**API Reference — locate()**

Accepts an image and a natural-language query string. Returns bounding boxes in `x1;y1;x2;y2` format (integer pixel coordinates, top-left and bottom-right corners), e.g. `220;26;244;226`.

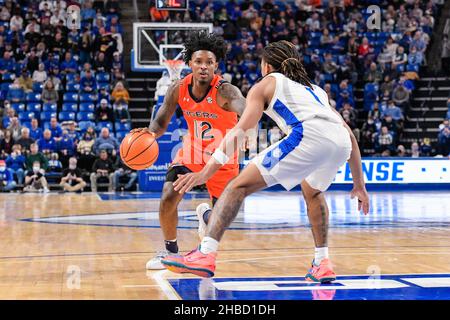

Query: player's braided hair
262;40;313;88
183;30;227;64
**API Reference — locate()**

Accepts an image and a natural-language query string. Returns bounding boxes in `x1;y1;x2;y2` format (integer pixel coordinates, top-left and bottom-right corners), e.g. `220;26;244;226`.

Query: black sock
202;209;212;224
165;240;178;254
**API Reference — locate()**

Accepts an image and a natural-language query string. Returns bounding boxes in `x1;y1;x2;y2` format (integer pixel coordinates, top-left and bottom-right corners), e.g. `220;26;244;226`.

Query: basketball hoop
163;59;185;81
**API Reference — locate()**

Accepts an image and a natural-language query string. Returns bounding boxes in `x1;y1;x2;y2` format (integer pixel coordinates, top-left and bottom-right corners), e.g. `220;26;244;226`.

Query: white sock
199;236;219;254
314;247;329;266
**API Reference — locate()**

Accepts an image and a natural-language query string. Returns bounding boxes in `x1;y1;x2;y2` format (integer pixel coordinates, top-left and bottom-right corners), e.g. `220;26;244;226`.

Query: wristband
212;149;229;165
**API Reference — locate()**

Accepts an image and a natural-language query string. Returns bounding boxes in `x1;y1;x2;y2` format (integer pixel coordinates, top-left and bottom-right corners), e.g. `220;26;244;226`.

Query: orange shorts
167;162;239;200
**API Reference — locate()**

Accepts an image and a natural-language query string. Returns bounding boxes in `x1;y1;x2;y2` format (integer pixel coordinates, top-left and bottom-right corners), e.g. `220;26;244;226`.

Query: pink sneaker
161;248;216;278
305;259;336;283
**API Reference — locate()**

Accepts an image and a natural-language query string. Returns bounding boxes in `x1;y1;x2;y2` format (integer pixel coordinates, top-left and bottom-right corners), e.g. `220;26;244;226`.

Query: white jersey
251;72;352;192
264;72;342;135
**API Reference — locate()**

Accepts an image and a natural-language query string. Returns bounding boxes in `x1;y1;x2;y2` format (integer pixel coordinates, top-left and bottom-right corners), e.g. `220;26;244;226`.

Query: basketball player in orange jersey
132;31;247;269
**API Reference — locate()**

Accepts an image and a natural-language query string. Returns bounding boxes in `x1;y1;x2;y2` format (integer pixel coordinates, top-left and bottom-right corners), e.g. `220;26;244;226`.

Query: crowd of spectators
0;0;136;192
151;0;446;157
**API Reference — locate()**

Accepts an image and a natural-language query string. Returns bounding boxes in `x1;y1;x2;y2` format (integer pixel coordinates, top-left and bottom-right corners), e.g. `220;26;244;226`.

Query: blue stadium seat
19;111;35;122
115;122;131;132
59;111;76;122
96;72;110;82
63;92;79;102
95;121;114;133
26;92;41;102
32;82;43;93
97;82;110;90
78;121;96;132
22;121;33;130
66;82;80;92
11;103;26;113
62;103;78;112
27;102;42;113
115;131;127;142
2;73;15;81
42;103;57;112
77;112;95;121
41;111;57;122
65;73;77;82
79;102;95;112
80;93;98;102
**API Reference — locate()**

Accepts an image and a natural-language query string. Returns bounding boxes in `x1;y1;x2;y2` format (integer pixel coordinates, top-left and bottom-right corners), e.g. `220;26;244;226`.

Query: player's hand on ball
350;187;369;215
173;172;208;194
129;128;155;136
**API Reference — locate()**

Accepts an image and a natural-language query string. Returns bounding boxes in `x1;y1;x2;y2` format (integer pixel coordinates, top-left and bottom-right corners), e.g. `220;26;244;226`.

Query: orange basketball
120;131;159;170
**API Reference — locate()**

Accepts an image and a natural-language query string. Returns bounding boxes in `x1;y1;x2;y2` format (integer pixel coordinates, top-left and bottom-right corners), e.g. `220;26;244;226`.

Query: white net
163;59;185;81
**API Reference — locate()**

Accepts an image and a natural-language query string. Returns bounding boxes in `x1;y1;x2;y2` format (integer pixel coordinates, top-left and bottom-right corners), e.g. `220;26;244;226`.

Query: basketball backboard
132;22;213;72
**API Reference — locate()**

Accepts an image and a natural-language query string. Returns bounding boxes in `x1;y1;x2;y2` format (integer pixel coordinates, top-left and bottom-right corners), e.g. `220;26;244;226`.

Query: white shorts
252;118;352;192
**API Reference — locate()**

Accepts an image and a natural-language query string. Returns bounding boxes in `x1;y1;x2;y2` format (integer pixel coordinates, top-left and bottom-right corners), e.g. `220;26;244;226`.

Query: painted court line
151;270;181;300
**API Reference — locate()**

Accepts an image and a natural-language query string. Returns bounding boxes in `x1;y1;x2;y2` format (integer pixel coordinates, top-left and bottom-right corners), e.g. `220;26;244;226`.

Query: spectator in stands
442;35;450;76
80;69;98;94
60;52;78;74
0;51;15;75
32;63;47;83
8;117;22;141
26;143;48;172
16;127;34;154
111;50;123;69
361;116;377;150
47;152;63;174
93;127;119;156
29;118;42;141
111;81;129;104
93;51;110;73
60;157;87;193
6;79;25;102
38;129;57;158
23;160;49;193
336;89;354;110
149;5;169;22
42;80;58;104
377;126;394;154
77;131;96;172
364;62;382;83
410;142;420;158
392;46;408;71
2;107;15;129
67;121;80;144
396;145;407;157
25;50;40;74
408;45;424;66
95;99;114;123
0;160;16;192
49;117;63;142
6;144;25;184
17;68;33;92
90;149;114;193
380;75;394;95
81;1;96;23
437;125;450;156
58;129;75;166
97;87;110;103
383;100;404;122
47;67;62;92
111;158;137;191
113;98;130;124
0;129;14;157
79;27;94;65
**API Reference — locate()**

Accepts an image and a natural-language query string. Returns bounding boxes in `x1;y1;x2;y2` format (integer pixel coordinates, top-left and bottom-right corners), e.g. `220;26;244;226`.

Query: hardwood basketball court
0;191;449;300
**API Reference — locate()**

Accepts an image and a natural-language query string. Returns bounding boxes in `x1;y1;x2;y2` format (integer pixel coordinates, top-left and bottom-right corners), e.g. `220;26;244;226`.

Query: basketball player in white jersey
161;40;370;283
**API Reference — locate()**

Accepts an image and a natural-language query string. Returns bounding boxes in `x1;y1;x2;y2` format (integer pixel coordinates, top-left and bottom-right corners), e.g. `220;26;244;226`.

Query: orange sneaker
305;259;336;283
161;248;216;278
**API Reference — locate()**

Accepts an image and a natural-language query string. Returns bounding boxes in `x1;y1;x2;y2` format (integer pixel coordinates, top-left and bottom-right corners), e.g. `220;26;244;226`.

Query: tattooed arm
217;82;246;116
131;81;180;139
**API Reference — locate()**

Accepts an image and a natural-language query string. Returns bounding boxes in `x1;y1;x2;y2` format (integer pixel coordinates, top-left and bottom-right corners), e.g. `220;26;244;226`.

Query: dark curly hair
262;40;313;88
182;31;227;64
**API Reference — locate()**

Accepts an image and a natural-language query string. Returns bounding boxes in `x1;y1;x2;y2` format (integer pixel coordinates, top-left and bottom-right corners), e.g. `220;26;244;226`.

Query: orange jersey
173;73;239;178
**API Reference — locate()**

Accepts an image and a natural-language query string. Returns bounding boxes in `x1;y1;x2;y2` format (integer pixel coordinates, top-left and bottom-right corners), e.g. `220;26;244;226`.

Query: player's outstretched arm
130;81;180;139
331;108;369;215
173;77;273;194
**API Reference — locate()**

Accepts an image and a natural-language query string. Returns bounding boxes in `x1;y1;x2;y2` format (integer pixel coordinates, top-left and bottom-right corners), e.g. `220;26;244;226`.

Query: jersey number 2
194;120;214;140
